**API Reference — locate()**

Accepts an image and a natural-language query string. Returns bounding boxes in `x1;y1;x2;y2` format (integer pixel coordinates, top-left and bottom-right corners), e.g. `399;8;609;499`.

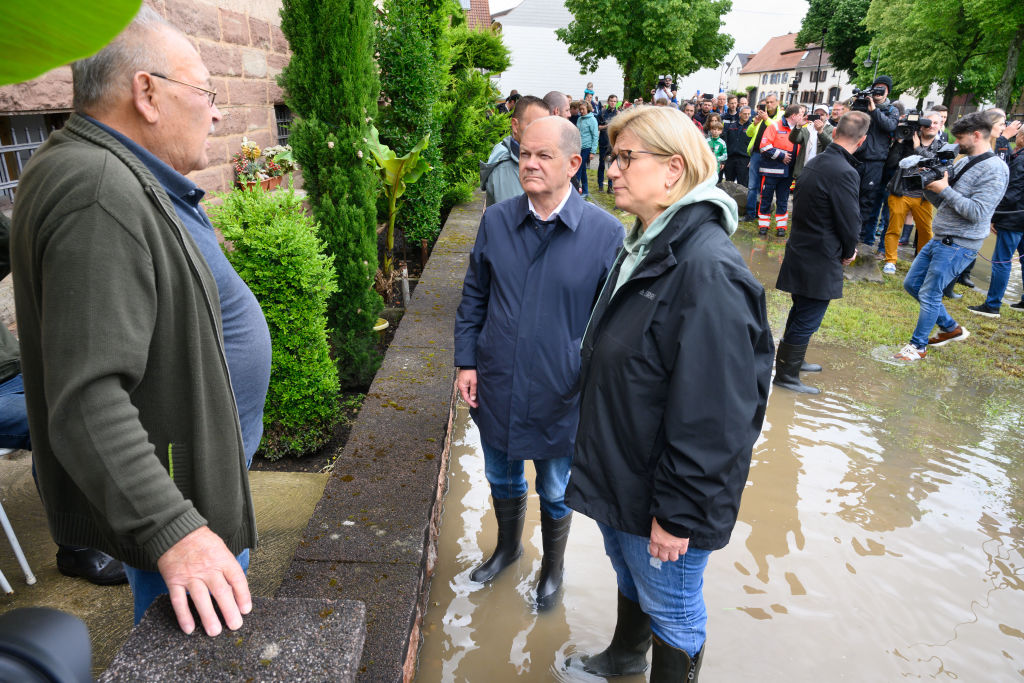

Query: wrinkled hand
842;248;857;266
457;368;479;408
925;171;949;193
157;526;252;636
649;518;689;562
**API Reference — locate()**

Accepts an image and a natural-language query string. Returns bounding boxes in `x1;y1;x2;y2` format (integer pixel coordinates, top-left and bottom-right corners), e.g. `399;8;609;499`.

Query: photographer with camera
788;105;833;180
880;111;945;274
893;112;1009;362
850;75;900;247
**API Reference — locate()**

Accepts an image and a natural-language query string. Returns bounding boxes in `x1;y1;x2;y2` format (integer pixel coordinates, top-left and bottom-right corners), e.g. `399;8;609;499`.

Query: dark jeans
597;146;610;190
858;160;885;244
576;147;591;194
0;374;31;450
781;294;831;346
724;155;749;186
745;153;762;216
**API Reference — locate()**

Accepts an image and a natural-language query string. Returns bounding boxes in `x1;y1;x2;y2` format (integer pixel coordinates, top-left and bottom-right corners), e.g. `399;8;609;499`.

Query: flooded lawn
418;364;1024;680
417;210;1024;680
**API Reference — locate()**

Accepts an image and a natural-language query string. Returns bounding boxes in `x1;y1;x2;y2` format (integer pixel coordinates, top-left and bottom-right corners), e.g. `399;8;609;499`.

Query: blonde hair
608;105;718;207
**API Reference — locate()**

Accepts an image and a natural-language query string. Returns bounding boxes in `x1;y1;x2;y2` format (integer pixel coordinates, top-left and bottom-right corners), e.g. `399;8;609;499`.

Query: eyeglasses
613;149;672;170
150;73;217;107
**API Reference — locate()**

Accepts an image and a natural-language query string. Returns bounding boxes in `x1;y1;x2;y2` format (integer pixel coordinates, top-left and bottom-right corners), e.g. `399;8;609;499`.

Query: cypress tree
377;0;447;245
279;0;383;387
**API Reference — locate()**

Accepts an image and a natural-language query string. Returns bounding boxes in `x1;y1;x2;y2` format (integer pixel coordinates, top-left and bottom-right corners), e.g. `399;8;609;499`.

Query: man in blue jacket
455;116;624;610
853;75;900;246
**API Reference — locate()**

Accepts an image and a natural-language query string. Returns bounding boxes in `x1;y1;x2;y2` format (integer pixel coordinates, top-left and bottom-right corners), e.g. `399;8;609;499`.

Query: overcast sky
489;0;811;94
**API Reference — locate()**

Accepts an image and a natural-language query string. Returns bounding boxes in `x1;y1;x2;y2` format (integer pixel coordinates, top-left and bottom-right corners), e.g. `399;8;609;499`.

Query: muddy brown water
417;233;1024;681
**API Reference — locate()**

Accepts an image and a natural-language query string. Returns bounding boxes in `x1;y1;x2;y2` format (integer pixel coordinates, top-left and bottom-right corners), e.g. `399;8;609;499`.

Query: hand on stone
157;526;252;636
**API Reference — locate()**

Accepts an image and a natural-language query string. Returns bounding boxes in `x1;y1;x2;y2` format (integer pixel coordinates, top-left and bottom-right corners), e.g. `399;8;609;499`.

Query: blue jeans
0;374;32;450
984;230;1024;310
904;239;978;349
481;440;571;519
745;153;762;216
598;522;711;657
124;548;250;625
575;148;591;195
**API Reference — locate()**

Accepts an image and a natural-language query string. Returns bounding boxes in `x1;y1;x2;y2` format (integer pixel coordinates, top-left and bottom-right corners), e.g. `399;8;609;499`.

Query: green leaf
1;0;143;86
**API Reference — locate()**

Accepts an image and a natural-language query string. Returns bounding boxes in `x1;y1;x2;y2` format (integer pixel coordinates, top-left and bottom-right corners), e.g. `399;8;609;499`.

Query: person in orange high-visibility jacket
758;103;805;237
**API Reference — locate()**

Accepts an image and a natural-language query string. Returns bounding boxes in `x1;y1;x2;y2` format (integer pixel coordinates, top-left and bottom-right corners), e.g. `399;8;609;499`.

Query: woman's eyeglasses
613;149;671;170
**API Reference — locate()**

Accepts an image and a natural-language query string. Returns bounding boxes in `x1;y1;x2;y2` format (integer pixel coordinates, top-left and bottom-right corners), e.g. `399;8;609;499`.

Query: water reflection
418;350;1024;681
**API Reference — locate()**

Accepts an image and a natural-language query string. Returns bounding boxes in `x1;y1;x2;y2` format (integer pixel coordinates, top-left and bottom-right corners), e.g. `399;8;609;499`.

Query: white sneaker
893;343;927;362
882;263;896;275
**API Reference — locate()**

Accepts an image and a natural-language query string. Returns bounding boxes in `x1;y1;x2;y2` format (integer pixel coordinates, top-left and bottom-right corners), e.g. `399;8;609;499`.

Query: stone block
166;0;220;41
228;79;268;107
268;82;285;104
270;23;289;54
99;596;365;682
267;52;290;77
250;18;272;50
219;8;250;45
0;67;72;112
241;49;268;78
200;42;242;77
189;165;226;194
213;106;246;135
246;105;272;132
276;560;420;683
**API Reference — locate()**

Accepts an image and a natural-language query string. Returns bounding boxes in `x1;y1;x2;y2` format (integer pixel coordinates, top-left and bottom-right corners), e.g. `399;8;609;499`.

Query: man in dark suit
773;111;871;393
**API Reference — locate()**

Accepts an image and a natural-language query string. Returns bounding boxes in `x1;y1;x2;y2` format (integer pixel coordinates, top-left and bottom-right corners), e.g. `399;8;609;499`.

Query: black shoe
772;341;820;394
470;494;527;583
569;590;652;676
758;227;768;236
651;634;703;683
56;546;127;586
536;511;572;611
957;274;975;288
800;360;822;372
742;214;756;222
945;291;963;300
775;227;787;237
1009;301;1024;311
967;304;1000;318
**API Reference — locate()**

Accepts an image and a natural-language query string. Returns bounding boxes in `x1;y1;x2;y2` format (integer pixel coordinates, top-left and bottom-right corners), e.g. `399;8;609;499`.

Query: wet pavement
416;221;1024;680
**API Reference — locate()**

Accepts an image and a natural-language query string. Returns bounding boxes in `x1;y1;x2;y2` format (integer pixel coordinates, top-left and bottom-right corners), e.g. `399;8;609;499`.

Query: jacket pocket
167;442;193;501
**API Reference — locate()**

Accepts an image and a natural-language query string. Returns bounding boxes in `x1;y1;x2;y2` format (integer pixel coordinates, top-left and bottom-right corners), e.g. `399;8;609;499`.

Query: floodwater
416;227;1024;680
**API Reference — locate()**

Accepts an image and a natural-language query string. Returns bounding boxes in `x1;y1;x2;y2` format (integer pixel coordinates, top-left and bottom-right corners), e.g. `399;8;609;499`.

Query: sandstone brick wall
0;0;291;195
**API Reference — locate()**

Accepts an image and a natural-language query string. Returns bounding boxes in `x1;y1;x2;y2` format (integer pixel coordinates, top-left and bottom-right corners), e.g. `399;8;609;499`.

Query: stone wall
0;0;290;195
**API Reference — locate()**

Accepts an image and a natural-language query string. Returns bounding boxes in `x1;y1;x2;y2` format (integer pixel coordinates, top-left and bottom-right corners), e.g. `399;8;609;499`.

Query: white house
490;0;624;101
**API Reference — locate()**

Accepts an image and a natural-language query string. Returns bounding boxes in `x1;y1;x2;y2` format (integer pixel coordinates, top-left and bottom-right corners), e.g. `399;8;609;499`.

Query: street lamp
863;46;881;81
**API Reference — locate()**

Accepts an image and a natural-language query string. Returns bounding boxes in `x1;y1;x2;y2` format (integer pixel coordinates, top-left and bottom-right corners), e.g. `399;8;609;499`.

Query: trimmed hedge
209;188;341;460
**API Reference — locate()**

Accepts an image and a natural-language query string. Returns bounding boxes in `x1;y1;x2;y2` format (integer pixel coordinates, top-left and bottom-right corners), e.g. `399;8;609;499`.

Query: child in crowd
707;120;727;178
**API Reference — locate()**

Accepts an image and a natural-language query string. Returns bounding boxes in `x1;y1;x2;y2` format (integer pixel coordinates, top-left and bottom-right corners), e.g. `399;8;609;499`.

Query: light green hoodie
612;175;738;296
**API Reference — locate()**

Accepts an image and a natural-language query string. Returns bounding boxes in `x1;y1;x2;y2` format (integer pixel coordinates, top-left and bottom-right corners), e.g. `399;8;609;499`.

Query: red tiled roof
467;0;492;29
740;34;805;74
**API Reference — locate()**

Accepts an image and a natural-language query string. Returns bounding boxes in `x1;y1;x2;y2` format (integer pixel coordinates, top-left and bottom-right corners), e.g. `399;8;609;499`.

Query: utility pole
813;28;825;105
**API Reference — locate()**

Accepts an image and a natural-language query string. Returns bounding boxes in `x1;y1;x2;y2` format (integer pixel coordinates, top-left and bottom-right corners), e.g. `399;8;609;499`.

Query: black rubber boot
758;226;768;236
570;590;652;676
800;360;822;372
535;511;572;611
772;341;820;394
650;634;703;682
470;493;527;583
775;227;787;238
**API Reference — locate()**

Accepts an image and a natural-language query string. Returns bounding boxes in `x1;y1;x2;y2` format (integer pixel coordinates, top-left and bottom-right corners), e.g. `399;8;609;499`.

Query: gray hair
72;4;173;113
543;91;568;114
739;106;752;114
558;118;582;157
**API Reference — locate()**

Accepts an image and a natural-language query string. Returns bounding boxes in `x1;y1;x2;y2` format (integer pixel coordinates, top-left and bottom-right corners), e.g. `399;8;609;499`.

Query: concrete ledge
99;596;365;682
274;192;483;681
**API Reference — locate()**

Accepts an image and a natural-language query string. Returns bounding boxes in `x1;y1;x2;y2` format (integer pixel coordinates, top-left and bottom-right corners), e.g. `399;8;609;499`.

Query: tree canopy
795;0;871;76
556;0;733;100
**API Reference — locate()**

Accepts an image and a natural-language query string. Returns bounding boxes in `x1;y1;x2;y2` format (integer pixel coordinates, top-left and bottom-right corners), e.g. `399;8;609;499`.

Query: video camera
850;85;887;112
895;110;933;140
901;143;958;192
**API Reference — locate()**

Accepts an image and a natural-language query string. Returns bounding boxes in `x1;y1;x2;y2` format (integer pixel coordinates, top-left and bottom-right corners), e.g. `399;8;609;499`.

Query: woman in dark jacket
566;105;774;681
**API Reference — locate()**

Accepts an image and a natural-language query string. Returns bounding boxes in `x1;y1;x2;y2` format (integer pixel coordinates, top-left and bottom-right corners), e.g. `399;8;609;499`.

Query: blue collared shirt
84;116;271;460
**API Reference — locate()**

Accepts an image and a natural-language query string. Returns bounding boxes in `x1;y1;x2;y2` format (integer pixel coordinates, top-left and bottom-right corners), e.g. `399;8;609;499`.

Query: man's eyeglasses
613;149;671;170
150;73;217;107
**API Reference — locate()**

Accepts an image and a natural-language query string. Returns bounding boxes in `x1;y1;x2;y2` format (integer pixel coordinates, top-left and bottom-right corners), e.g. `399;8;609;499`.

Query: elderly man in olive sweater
11;7;270;635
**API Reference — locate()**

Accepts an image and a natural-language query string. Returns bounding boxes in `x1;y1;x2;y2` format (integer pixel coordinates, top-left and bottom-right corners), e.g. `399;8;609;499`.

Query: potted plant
231;138;297;190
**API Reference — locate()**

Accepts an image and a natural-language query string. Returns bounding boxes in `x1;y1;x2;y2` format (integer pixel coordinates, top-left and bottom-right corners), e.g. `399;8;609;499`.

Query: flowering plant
231;138;297;184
